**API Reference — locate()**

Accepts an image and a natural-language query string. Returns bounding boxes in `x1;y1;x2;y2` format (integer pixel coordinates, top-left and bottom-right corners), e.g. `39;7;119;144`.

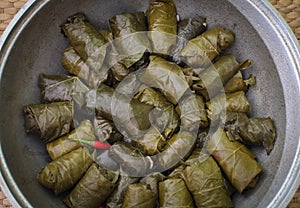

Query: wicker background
0;0;300;207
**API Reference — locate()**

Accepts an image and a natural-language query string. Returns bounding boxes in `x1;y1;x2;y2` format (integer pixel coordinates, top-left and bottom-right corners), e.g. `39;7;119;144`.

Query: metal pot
0;0;300;207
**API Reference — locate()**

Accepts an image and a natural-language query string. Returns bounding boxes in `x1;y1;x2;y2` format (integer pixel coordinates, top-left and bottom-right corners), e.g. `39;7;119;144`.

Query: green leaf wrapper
37;147;93;194
108;142;153;176
122;183;157;208
86;84;153;139
224;71;256;93
180;27;235;68
206;91;251;122
107;12;149;81
192;54;252;100
61;13;108;72
64;163;118;208
46;120;96;160
159;178;194;208
94;116;123;143
106;174;140;208
134;87;180;155
172;17;207;63
140;172;166;195
153;131;197;172
62;47;108;88
176;93;208;129
24;102;73;143
139;56;189;105
146;0;177;54
182;149;233;207
225;112;276;154
206;128;263;193
39;74;89;107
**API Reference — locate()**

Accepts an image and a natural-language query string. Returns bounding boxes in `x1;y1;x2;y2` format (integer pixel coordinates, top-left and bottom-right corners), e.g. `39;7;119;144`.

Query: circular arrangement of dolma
23;0;277;207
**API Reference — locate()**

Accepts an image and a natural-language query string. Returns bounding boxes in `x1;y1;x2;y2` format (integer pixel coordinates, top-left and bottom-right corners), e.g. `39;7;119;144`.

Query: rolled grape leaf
135;87;179;137
224;71;256;93
179;27;235;68
206;128;262;193
61;13;107;72
192;54;252;100
94;116;123;143
107;12;149;81
37;147;93;194
86;84;153;139
62;47;108;88
146;0;177;54
159;178;194;208
64;163;118;208
122;183;157;208
176;93;208;129
134;87;180;155
46;120;96;160
140;172;165;195
172;17;207;63
109;12;149;65
182;149;233;207
39;74;89;107
206;91;250;122
108;142;153;176
225;112;276;154
85;84;114;120
139;56;190;105
106;174;140;208
153;131;197;172
24;102;73;143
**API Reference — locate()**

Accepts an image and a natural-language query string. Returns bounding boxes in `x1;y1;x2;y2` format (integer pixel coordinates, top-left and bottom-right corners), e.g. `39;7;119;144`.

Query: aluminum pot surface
0;0;300;207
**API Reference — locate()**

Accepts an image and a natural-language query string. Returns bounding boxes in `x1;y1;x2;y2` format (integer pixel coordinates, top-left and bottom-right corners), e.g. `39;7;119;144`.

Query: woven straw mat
0;0;300;207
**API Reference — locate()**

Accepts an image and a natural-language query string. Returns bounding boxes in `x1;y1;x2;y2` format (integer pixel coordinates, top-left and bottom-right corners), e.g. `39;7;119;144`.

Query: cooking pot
0;0;300;207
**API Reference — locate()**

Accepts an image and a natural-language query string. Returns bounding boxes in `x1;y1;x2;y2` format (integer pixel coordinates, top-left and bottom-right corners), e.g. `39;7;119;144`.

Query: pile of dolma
23;0;277;207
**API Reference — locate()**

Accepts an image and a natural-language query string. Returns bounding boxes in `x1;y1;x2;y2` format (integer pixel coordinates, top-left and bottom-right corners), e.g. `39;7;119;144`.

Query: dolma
192;54;252;100
46;120;96;160
134;87;179;137
94;116;123;143
122;183;157;208
108;142;154;177
134;87;180;155
108;12;149;68
62;47;108;88
153;131;197;172
224;71;256;93
37;147;93;194
140;172;165;194
24;102;73;143
206;128;262;193
64;163;118;208
39;74;89;107
134;125;167;156
146;0;177;54
172;17;207;63
86;84;153;139
139;56;190;105
225;112;276;154
182;149;233;207
176;92;208;129
206;91;251;122
106;174;140;208
159;178;194;208
61;13;108;72
179;27;235;68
